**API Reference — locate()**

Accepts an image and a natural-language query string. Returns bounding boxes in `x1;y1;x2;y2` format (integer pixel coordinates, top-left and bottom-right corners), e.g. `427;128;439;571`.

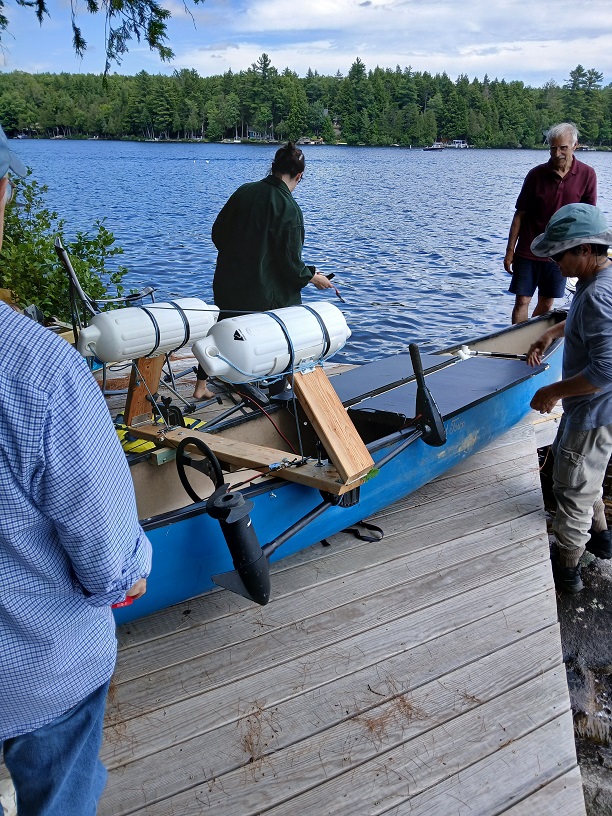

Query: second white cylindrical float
193;302;350;383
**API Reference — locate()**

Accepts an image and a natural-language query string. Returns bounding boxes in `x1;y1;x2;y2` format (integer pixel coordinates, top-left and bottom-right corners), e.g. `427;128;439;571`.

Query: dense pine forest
1;57;610;148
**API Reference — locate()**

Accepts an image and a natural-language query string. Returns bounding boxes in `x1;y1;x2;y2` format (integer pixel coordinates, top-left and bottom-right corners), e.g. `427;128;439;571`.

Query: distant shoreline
14;137;610;152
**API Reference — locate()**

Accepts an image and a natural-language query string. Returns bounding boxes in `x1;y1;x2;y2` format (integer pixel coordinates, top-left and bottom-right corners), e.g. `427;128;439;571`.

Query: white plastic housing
77;298;218;362
192;302;350;383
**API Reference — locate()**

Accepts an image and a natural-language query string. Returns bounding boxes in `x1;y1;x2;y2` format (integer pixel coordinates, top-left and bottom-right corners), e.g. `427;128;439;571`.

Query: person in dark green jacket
194;142;333;400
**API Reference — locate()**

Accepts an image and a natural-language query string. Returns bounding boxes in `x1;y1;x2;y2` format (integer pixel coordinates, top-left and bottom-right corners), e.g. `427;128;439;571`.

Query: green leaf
0;172;129;323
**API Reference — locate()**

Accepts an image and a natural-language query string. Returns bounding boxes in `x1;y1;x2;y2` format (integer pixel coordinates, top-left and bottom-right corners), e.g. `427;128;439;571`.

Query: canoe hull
115;325;562;623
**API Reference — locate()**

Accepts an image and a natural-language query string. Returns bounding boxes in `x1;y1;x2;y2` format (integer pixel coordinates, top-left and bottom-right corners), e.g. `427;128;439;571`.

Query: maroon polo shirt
515;157;597;260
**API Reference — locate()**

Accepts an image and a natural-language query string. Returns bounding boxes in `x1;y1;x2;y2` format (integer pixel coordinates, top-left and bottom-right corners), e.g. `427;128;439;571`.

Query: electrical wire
232;388;300;454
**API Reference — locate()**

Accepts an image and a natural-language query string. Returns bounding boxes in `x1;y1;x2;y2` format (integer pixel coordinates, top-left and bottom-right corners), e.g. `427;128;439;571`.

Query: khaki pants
552;417;612;564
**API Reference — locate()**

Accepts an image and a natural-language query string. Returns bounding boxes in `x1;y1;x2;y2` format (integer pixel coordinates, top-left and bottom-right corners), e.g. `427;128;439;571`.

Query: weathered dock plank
116;449;543;653
501;767;586;814
97;421;585;815
103;622;562;814
381;713;578;816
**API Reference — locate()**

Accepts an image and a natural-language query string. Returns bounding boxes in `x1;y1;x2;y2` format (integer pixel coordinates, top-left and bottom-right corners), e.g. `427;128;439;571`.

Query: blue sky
1;0;611;86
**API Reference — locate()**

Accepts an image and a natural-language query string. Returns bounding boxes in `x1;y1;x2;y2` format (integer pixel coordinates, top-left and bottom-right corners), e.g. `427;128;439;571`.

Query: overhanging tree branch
3;0;204;74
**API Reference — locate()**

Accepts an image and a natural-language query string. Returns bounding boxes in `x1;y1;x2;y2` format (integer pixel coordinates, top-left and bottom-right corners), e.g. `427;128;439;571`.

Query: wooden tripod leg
124;356;165;425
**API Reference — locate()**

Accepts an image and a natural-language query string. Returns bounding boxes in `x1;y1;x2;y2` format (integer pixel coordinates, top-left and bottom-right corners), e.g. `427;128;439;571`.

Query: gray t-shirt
563;264;612;429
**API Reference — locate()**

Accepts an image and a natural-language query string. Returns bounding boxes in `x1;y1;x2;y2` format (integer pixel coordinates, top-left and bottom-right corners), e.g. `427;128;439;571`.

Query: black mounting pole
409;343;446;447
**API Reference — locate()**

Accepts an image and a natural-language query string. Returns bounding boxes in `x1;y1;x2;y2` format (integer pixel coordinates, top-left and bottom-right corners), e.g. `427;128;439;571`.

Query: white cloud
0;0;610;84
166;0;612;84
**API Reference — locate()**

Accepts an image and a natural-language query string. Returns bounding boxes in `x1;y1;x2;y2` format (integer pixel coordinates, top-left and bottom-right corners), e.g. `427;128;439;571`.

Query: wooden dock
98;417;585;816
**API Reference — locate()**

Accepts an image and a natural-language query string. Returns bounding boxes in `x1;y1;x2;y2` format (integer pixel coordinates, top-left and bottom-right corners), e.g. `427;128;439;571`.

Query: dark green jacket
212;175;313;314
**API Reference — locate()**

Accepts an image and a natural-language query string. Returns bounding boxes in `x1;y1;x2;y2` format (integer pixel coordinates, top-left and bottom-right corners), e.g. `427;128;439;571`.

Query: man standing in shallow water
504;122;597;323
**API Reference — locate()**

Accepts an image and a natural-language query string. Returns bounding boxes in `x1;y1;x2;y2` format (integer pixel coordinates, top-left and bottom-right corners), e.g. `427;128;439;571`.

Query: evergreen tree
0;61;611;149
283;82;308;141
321;115;336;144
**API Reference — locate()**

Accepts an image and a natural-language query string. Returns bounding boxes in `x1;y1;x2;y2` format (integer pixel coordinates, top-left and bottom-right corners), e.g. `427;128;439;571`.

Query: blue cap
531;203;612;257
0;123;27;177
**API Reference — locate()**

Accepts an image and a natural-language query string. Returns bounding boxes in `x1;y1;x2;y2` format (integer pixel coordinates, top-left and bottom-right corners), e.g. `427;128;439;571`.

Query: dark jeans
2;680;110;816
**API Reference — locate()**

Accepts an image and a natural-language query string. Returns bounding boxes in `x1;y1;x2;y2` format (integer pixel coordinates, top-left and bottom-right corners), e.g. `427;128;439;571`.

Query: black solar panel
331;352;449;407
345;356;546;424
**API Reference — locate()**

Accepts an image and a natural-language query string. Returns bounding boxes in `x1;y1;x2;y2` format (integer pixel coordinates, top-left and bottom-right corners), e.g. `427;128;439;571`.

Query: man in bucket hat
527;203;612;593
0;124;152;814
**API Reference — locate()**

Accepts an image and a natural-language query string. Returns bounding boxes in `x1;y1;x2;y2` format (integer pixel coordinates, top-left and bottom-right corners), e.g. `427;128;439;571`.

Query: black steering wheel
175;436;225;503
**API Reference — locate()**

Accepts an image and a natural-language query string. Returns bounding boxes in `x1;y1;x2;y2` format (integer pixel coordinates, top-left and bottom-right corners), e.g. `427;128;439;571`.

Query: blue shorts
509;257;566;298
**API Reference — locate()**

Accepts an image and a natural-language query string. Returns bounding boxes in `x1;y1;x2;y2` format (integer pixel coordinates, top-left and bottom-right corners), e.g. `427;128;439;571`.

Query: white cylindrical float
77;298;218;362
192;302;350;383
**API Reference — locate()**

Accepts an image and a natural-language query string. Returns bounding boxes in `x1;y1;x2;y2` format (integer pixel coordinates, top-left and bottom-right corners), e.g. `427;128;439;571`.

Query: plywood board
292;366;374;482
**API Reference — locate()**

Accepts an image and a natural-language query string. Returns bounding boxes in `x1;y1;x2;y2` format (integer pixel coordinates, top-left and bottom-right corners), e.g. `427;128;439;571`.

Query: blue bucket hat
531;203;612;257
0;123;27;177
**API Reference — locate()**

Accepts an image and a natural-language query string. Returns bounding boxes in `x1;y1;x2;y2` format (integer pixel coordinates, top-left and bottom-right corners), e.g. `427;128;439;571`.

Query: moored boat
86;306;564;622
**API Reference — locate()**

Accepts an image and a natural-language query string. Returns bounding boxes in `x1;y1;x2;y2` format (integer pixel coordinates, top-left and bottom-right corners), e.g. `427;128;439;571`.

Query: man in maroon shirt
504;122;597;323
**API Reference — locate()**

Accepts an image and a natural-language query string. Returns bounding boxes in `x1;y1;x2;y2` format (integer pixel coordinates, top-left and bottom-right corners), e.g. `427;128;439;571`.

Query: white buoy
193;302;350;383
77;298;218;362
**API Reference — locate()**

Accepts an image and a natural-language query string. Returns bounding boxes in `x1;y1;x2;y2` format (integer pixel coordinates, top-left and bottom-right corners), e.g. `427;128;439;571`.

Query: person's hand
526;342;544;367
530;383;561;414
126;577;147;600
526;331;554;367
503;249;514;274
311;272;334;290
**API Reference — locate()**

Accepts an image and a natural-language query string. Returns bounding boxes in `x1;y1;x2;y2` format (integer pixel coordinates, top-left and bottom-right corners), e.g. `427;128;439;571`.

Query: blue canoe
115;312;564;624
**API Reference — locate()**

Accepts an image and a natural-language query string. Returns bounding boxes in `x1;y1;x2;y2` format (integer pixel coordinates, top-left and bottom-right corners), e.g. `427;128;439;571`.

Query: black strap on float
139;306;162;355
263;311;295;373
263;305;331;375
166;300;191;351
139;301;192;357
300;304;331;358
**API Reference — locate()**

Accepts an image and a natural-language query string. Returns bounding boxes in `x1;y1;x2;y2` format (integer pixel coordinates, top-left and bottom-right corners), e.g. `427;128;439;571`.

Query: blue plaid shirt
0;303;151;740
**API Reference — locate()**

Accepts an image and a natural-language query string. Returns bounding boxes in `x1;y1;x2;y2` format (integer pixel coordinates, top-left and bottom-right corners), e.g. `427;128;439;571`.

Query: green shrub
1;171;128;323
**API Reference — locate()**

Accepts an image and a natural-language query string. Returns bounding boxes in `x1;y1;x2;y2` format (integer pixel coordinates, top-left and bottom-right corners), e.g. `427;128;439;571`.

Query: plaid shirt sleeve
34;351;151;606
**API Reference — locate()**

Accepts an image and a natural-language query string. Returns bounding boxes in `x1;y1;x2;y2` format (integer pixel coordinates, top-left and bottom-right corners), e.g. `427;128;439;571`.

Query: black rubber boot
585;529;612;559
550;546;583;594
